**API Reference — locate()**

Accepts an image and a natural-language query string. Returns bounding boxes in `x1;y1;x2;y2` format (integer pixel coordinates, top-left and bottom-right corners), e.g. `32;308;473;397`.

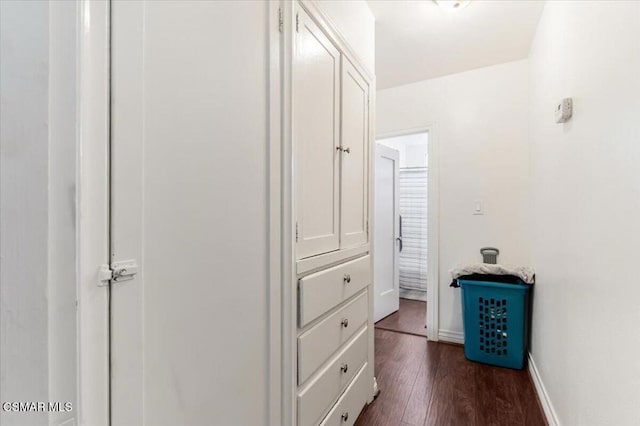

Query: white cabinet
319;363;370;426
298;292;368;384
298;255;370;327
292;3;374;425
294;6;341;259
294;5;371;260
340;59;370;248
297;328;368;426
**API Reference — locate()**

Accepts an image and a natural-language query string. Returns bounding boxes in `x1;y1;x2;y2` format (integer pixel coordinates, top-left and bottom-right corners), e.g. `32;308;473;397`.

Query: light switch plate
555;97;573;123
473;200;484;215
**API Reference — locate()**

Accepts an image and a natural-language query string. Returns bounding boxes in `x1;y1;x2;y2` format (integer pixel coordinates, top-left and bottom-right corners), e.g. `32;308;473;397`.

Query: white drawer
297;327;368;426
299;255;370;327
320;363;369;426
298;291;368;385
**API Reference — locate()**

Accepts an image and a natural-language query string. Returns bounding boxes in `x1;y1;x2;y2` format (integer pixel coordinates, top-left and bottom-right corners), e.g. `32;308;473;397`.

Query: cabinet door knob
343;147;351;154
343;274;351;284
341;318;349;328
341;412;349;422
340;363;348;373
336;146;343;152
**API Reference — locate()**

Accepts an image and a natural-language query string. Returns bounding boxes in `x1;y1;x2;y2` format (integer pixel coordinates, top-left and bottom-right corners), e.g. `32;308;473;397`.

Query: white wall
48;2;79;425
378;133;428;168
1;2;50;423
377;60;530;337
313;0;375;75
1;1;78;425
528;2;640;425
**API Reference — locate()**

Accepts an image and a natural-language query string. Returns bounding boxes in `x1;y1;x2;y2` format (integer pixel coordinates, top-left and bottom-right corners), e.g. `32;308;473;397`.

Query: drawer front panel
299;255;370;327
320;363;369;426
298;291;368;384
297;327;368;426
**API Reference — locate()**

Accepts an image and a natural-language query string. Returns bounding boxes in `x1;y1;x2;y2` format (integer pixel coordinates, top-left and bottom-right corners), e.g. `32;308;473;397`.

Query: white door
340;58;370;249
374;144;400;322
110;2;271;425
294;4;341;259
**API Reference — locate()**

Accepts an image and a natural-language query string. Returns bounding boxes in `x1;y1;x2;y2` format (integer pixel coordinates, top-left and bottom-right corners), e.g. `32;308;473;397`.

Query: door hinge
296;12;299;32
97;260;138;287
295;222;299;242
366;220;369;235
278;8;283;33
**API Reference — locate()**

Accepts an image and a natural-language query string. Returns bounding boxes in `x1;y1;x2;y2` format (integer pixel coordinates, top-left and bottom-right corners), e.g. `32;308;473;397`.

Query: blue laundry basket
459;278;531;369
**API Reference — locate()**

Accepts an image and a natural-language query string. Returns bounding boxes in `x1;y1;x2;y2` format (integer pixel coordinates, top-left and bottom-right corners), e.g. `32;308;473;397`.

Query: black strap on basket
450;273;524;288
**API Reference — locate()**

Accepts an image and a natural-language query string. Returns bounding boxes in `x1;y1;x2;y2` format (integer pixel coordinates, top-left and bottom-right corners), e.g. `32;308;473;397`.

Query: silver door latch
97;260;138;286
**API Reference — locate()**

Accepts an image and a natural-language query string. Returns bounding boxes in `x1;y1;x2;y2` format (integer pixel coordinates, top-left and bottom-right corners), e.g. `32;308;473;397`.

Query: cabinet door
294;5;341;259
340;59;370;248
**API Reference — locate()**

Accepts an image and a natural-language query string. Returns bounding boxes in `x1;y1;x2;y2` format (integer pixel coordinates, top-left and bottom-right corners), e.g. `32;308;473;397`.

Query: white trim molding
268;2;284;425
76;0;110;424
281;1;296;424
437;329;464;345
528;352;560;426
426;125;439;342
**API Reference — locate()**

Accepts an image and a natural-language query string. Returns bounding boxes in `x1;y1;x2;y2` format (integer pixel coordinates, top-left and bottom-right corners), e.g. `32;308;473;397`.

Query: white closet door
374;144;400;322
340;59;370;248
110;2;270;425
294;4;341;259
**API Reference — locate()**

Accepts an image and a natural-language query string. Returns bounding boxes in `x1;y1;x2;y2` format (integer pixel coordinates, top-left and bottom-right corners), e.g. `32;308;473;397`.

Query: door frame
376;126;440;341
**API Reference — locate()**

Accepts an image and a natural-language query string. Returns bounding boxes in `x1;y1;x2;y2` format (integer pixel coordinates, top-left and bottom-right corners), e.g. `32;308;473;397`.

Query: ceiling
368;0;545;89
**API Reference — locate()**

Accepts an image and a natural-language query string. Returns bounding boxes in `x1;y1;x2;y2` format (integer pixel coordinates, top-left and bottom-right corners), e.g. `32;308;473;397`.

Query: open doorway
373;131;429;337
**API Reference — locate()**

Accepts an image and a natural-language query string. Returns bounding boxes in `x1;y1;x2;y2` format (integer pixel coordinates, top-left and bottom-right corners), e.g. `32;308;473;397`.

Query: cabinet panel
298;255;370;327
319;363;369;426
340;59;370;248
298;291;368;384
294;5;341;259
297;328;368;426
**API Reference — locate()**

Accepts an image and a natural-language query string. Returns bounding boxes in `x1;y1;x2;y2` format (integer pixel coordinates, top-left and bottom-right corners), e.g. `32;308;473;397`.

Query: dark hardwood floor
375;298;428;337
356;329;546;426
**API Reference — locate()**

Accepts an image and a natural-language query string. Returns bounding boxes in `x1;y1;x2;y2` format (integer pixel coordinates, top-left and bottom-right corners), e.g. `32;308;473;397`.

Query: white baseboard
438;329;464;344
528;352;560;426
372;376;380;398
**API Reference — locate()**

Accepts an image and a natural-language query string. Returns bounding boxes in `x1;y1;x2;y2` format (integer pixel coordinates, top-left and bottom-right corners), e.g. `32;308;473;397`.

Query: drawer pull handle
341;318;349;328
343;274;351;284
341;412;349;422
340;363;348;374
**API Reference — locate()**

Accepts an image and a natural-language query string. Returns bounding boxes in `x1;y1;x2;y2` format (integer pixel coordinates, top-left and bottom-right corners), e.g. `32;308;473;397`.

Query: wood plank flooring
375;299;428;337
355;329;546;426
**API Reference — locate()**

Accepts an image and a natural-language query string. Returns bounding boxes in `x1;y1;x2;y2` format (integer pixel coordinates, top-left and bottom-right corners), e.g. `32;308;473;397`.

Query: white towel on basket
450;263;535;285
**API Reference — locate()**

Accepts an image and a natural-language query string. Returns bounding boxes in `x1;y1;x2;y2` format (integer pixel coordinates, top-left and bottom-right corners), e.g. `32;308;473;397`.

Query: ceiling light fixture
434;0;471;10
